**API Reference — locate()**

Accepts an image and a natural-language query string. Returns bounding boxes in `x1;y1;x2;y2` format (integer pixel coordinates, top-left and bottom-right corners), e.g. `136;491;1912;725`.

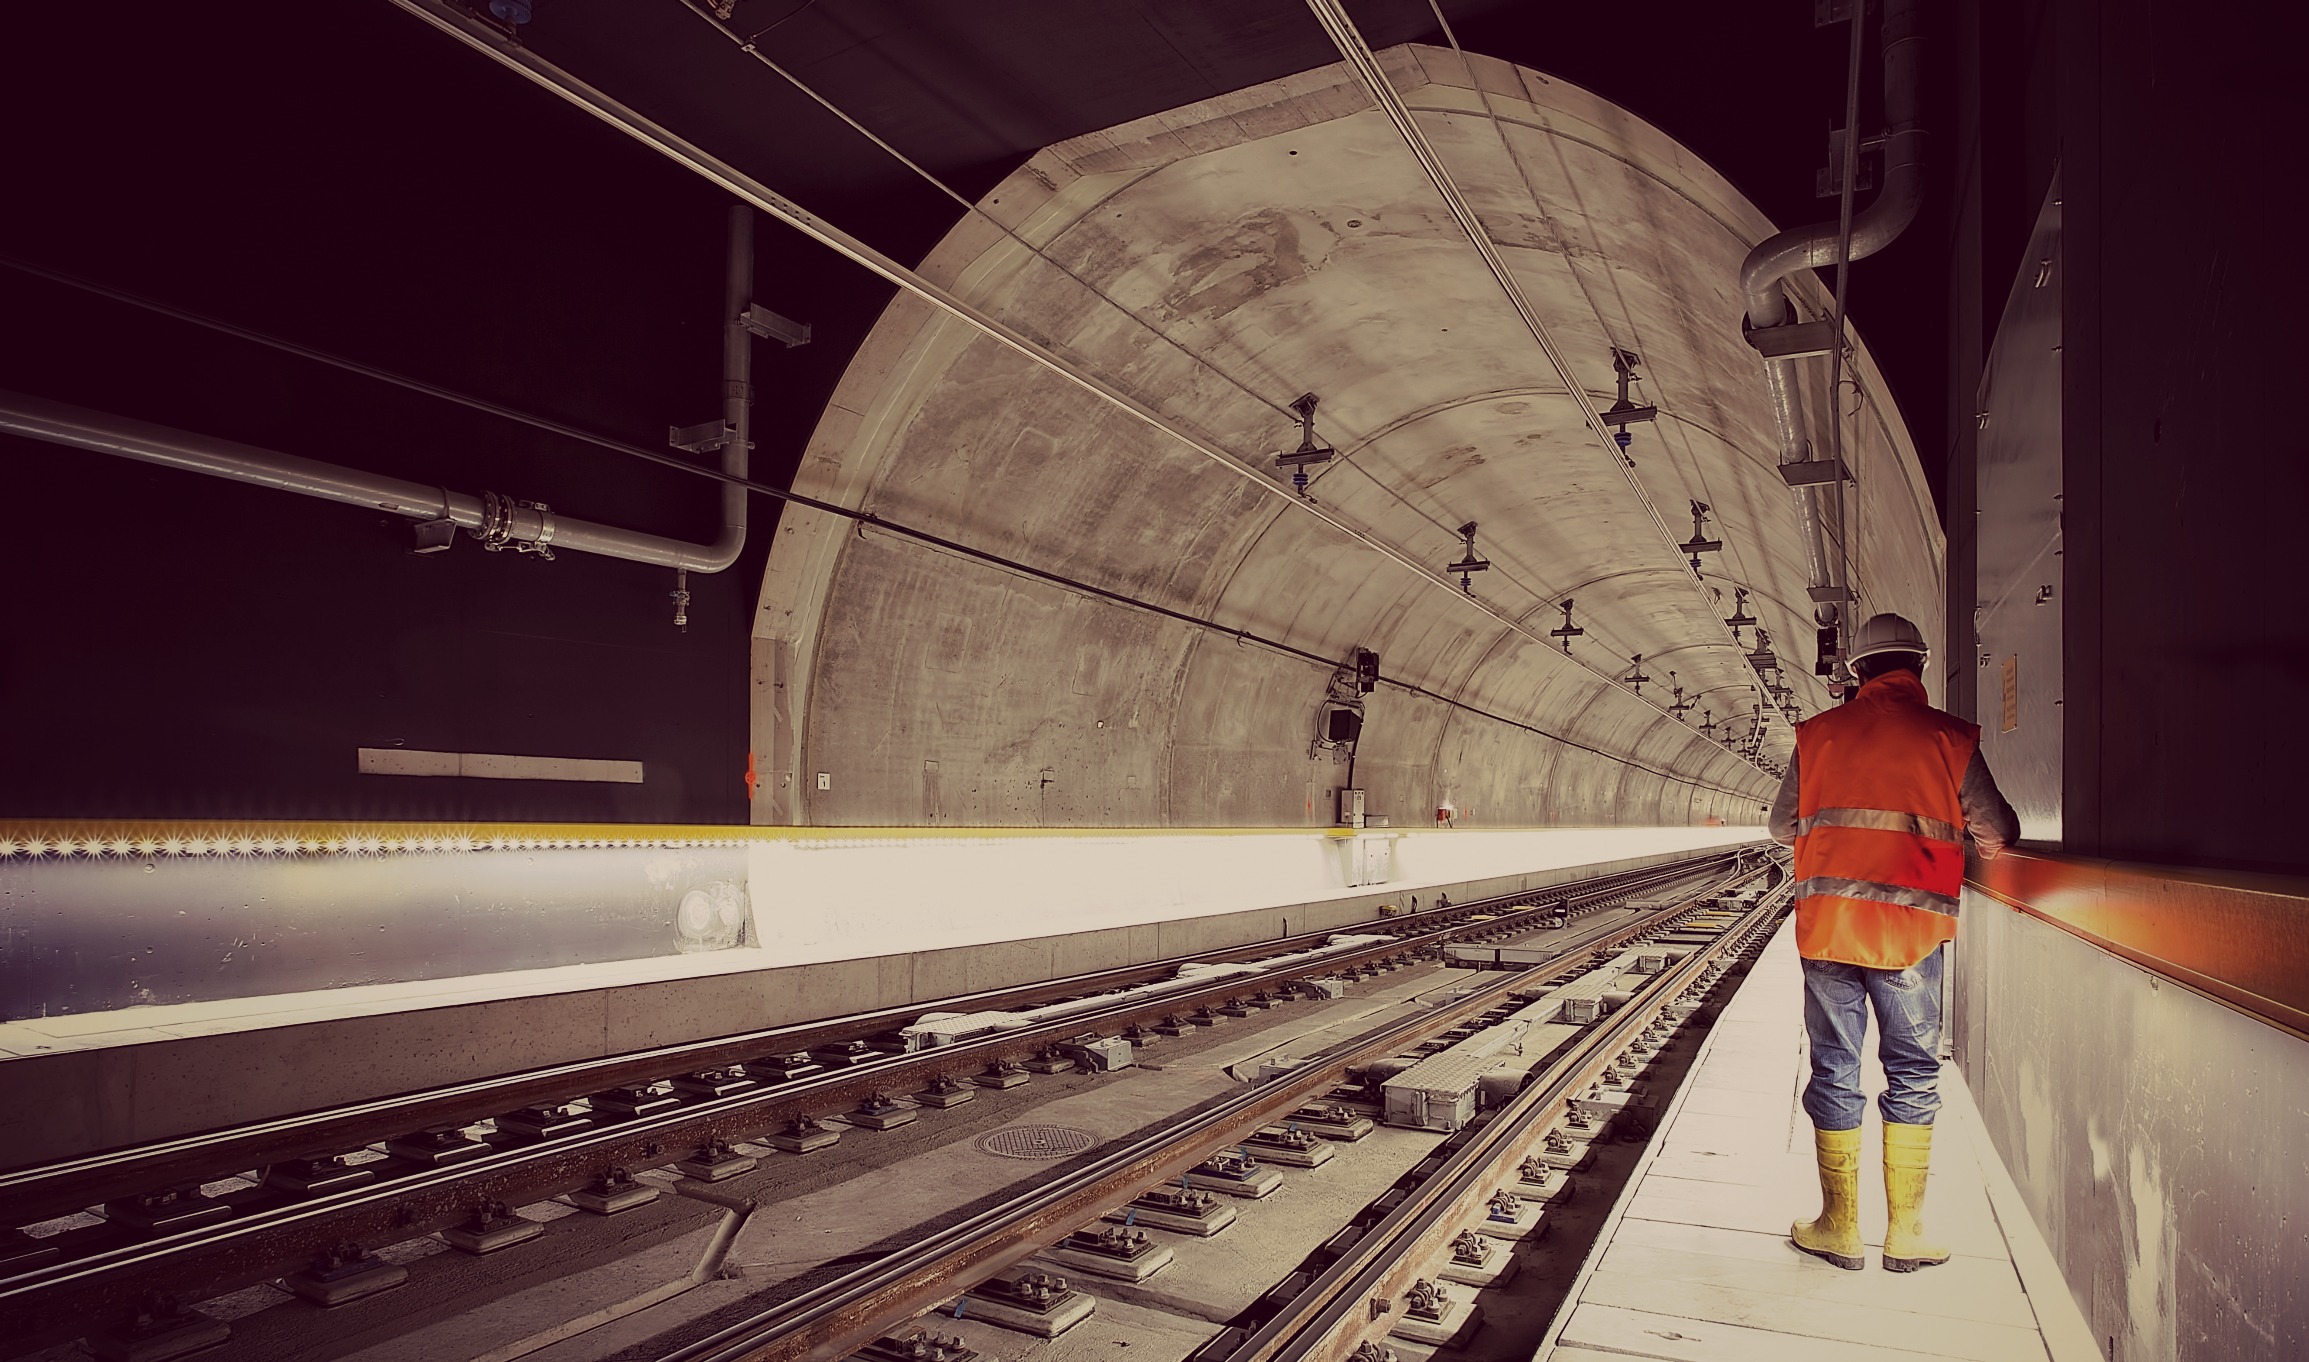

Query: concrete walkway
1537;917;2097;1362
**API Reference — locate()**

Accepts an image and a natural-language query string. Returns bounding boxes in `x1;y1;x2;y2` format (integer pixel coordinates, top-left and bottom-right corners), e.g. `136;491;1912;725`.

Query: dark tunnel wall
2056;0;2309;876
1948;3;2309;1357
0;7;798;824
0;452;751;823
1946;0;2309;877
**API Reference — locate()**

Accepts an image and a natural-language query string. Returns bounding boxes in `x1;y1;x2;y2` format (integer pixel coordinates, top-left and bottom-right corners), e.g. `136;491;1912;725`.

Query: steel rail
0;855;1751;1342
1246;883;1793;1361
643;867;1776;1362
0;848;1739;1227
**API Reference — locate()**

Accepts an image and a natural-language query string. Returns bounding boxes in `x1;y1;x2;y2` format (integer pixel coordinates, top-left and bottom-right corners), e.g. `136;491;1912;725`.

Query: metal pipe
706;203;752;572
1740;0;1924;624
1741;0;1924;325
0;209;759;574
0;387;732;570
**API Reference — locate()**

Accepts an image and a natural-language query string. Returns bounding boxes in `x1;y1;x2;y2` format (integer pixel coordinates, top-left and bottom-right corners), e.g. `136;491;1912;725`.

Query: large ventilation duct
1741;0;1924;625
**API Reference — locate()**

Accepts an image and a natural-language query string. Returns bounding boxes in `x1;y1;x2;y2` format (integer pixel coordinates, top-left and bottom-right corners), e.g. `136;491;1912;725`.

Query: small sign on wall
2000;656;2020;733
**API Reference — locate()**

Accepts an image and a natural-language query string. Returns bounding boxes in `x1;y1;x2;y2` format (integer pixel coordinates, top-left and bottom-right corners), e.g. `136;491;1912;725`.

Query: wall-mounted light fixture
1723;586;1758;643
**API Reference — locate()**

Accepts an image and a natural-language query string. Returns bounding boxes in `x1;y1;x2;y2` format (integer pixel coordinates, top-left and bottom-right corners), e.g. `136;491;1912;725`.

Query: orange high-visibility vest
1792;669;1977;969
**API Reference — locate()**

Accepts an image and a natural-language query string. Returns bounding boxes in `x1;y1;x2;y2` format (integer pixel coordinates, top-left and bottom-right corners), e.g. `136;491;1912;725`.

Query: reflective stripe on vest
1797;806;1963;844
1794;875;1961;919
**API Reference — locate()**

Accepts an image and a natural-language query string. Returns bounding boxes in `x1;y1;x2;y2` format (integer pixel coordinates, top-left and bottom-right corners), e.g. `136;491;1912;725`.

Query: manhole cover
976;1125;1098;1160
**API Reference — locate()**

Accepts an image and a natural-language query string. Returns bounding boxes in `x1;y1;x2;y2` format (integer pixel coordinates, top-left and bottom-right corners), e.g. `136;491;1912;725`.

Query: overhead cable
393;0;1770;785
1309;0;1781;726
666;0;1757;763
1415;2;1832;721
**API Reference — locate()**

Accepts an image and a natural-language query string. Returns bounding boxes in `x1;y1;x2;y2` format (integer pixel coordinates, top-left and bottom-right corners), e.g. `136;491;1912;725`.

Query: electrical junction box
1338;788;1365;828
1382;1051;1495;1131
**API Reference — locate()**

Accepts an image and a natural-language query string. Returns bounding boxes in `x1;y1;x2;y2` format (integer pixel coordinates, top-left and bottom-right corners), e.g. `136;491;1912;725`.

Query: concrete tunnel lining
751;45;1943;829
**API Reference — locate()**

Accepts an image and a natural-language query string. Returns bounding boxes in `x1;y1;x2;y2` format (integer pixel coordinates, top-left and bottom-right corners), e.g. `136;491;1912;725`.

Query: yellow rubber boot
1882;1121;1951;1272
1790;1126;1864;1270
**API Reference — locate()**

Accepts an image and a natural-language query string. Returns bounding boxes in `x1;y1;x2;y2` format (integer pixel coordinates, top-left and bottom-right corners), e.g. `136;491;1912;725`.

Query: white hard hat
1846;612;1929;665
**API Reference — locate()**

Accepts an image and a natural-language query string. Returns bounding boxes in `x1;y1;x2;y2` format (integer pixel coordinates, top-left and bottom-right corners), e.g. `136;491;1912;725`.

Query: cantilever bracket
740;303;812;348
1778;458;1853;488
669;419;738;454
1744;319;1838;360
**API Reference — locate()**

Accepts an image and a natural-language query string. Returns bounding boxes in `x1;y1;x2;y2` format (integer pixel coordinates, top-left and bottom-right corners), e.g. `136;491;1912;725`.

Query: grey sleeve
1768;748;1801;846
1960;749;2023;858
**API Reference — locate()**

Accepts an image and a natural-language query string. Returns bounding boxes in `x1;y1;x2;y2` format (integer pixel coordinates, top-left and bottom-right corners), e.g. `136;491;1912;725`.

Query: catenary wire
1416;0;1820;745
1306;0;1782;758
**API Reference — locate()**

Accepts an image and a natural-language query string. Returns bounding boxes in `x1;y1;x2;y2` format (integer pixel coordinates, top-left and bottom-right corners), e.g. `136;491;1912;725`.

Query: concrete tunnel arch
748;45;1942;829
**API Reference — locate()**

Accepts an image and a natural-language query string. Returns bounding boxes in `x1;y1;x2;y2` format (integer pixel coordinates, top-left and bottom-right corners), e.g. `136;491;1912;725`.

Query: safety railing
1968;847;2309;1039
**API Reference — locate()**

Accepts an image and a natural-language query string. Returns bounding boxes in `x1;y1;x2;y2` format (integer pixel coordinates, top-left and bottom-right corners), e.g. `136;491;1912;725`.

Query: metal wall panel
1958;892;2307;1360
0;845;748;1017
1973;175;2066;839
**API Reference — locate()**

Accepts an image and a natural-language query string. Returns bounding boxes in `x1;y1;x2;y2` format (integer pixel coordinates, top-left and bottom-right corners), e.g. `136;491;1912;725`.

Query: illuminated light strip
0;820;1764;861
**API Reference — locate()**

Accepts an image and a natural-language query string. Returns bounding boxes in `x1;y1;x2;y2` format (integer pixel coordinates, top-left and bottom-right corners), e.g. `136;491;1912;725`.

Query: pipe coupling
470;489;557;560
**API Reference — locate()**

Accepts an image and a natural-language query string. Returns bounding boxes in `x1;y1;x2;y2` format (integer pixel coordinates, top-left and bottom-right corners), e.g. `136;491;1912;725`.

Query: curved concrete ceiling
751;46;1942;830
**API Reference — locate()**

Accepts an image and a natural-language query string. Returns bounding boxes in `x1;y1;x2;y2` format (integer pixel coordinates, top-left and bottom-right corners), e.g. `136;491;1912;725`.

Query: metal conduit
0;207;757;574
1740;0;1925;624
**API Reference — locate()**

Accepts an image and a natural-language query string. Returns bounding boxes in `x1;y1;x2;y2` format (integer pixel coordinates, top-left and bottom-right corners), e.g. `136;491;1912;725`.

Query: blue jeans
1800;946;1944;1130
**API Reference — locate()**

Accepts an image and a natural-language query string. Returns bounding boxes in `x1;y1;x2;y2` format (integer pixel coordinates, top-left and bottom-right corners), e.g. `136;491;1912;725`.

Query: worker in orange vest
1769;612;2019;1273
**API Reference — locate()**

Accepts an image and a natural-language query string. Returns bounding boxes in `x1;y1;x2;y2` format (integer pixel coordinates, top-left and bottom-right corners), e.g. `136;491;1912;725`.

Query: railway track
1245;880;1790;1362
0;846;1766;1350
613;864;1788;1361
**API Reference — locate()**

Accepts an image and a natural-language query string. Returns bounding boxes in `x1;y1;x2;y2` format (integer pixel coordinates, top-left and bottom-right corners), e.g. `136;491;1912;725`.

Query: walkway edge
1941;1071;2102;1361
1520;915;1793;1360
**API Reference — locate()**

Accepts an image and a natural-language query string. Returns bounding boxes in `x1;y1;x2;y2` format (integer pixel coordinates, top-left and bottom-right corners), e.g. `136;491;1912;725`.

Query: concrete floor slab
1540;920;2076;1362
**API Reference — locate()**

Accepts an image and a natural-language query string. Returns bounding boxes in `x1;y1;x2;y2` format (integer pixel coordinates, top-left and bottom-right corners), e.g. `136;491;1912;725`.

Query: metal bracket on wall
1744;319;1838;360
668;420;738;454
739;303;811;348
1778;457;1852;488
411;517;458;555
1814;126;1884;199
